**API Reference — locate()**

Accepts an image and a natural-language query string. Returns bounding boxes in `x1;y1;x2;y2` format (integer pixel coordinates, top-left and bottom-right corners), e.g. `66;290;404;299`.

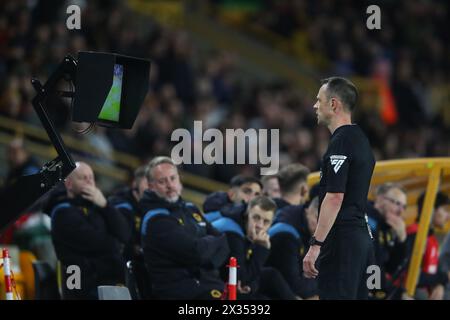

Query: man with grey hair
144;156;183;203
140;156;230;299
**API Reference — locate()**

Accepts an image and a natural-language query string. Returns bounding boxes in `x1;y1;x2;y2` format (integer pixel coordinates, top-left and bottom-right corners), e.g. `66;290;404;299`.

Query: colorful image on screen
98;64;123;122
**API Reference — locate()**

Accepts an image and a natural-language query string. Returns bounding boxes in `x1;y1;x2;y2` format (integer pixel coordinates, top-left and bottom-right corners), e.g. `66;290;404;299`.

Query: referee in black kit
303;77;375;299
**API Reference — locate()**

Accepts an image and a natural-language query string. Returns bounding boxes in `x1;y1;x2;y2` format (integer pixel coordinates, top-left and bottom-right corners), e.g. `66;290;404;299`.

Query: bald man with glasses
366;183;408;299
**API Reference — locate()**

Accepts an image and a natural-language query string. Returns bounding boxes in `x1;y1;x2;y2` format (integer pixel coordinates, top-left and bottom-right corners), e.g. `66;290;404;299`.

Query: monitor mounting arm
0;55;78;232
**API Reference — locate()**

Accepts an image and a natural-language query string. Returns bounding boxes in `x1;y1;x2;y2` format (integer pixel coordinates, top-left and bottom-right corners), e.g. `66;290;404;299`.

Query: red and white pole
227;257;237;300
2;248;14;300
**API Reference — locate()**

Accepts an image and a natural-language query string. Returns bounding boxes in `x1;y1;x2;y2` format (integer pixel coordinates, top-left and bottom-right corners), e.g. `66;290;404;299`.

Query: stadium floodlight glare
0;52;151;232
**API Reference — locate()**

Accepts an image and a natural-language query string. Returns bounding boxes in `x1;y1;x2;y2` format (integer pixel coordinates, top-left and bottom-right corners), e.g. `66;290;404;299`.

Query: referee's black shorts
318;224;373;300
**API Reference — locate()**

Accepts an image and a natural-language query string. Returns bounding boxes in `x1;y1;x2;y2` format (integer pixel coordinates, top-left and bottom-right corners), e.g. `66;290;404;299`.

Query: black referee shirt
318;124;375;226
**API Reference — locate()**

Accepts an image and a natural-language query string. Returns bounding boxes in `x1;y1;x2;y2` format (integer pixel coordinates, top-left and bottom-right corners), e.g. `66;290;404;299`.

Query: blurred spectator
440;229;450;299
273;163;310;209
0;138;41;245
261;174;281;199
108;165;148;262
402;192;450;300
4;137;40;186
108;165;151;299
11;211;57;270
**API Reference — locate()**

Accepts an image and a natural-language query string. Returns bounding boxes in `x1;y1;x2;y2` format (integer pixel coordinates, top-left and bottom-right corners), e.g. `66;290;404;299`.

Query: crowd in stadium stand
0;0;449;300
236;0;449;81
1;0;448;183
210;0;449;103
208;0;449;173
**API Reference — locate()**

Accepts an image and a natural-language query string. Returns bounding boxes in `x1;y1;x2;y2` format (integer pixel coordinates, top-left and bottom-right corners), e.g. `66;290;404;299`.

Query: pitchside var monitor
72;51;151;129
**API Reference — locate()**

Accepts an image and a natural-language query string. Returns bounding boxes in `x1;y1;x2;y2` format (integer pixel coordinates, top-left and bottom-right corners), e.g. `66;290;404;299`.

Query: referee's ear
331;97;346;114
330;97;339;112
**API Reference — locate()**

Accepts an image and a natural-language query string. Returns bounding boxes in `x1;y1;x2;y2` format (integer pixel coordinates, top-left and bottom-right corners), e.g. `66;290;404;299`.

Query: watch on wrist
309;236;324;247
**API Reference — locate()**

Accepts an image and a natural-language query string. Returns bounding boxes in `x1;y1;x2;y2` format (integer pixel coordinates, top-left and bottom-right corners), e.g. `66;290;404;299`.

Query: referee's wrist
309;236;324;247
312;235;325;242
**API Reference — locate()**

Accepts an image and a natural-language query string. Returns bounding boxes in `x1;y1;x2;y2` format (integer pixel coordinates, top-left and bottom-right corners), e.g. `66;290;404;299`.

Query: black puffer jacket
140;190;229;300
202;191;233;213
267;203;319;298
50;195;130;299
108;187;143;261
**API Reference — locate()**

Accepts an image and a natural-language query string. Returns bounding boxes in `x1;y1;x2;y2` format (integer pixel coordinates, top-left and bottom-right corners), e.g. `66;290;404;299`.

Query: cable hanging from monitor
66;79;96;135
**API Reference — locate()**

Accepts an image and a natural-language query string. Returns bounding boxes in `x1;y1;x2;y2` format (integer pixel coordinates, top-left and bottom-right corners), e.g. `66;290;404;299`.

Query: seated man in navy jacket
202;175;262;222
109;165;148;262
213;196;298;299
140;156;229;300
267;197;320;299
51;162;131;299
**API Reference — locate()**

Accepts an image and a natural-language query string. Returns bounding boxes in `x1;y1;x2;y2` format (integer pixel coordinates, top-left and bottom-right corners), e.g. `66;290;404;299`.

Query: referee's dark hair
321;76;358;112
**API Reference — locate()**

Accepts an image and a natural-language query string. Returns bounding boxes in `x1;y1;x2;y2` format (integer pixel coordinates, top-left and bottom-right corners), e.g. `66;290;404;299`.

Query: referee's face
314;84;333;126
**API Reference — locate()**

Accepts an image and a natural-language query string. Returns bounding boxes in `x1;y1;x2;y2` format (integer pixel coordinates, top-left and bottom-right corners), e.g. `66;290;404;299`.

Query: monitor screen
98;64;123;122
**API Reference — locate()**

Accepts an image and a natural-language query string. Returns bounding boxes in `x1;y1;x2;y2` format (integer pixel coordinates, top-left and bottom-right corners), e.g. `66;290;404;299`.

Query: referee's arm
303;192;343;278
314;193;344;242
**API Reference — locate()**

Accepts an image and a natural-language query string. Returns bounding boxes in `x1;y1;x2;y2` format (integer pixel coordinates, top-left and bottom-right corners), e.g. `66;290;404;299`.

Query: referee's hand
303;246;320;279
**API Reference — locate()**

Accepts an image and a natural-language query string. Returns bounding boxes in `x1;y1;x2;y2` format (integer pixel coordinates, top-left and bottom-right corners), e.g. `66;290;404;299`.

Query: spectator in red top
404;191;450;299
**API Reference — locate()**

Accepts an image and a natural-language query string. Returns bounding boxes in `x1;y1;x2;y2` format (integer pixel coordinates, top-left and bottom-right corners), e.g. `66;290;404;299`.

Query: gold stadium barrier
308;157;450;297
